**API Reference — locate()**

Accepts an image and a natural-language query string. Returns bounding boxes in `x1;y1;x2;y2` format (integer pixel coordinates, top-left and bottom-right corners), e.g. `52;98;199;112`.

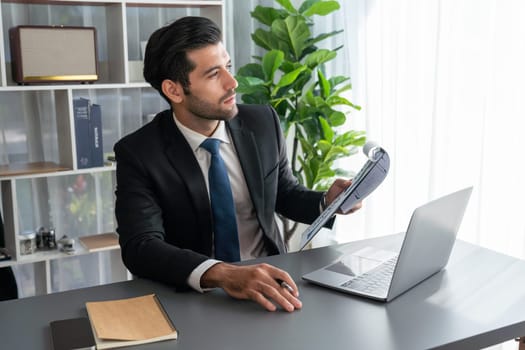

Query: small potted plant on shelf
235;0;366;244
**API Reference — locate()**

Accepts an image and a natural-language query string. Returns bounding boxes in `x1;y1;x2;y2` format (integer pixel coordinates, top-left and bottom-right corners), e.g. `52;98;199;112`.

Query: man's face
182;42;238;121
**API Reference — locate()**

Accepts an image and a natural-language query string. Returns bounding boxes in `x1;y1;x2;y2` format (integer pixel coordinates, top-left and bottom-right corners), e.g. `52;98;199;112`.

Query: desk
1;234;525;350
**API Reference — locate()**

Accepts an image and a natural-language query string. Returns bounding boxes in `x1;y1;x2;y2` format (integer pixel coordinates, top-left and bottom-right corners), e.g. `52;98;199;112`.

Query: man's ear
161;79;184;104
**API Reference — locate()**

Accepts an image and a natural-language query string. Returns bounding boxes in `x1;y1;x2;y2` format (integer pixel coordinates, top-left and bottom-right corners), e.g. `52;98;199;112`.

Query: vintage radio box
9;25;98;84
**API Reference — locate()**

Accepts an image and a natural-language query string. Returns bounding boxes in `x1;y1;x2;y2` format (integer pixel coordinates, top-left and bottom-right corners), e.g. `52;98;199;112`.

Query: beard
184;90;238;121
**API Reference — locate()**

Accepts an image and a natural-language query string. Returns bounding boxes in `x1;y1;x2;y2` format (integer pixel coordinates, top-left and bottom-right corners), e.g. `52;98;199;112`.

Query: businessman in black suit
114;16;359;312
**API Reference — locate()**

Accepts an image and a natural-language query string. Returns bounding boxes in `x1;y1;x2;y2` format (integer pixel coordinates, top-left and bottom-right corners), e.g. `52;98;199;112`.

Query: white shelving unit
0;0;225;297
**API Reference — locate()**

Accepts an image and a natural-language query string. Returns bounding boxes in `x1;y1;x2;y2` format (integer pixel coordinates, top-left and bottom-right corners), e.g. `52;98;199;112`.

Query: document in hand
85;294;177;349
299;142;390;250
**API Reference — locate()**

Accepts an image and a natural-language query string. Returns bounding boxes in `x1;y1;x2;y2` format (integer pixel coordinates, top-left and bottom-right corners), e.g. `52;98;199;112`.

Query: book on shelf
50;317;96;350
73;98;104;169
85;294;178;349
78;232;119;252
90;103;104;168
73;98;92;169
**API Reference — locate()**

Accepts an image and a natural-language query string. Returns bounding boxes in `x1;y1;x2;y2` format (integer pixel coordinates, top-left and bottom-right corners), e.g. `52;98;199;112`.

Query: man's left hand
325;178;363;214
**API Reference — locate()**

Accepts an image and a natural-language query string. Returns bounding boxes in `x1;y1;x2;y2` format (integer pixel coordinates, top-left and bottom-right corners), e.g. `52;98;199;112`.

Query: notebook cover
86;294;177;349
50;317;96;350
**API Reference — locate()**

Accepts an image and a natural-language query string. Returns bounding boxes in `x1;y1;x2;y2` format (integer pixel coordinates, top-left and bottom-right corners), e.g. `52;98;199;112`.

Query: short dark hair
143;16;222;102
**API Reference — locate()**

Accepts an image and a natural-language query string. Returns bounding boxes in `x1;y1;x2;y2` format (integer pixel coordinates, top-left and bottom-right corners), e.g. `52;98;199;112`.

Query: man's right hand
200;262;302;312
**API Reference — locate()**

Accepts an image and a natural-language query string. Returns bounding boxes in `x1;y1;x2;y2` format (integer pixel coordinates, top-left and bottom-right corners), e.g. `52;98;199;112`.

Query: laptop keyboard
340;255;398;295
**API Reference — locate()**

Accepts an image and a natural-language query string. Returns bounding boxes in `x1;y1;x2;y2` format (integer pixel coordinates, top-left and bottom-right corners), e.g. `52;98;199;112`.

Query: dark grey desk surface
1;234;525;350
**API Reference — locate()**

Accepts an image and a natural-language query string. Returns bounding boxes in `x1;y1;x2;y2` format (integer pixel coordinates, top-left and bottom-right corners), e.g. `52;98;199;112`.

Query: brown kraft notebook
85;294;177;349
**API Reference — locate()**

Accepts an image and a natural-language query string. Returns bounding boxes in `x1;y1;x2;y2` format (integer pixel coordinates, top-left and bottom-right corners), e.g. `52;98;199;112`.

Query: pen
276;279;294;293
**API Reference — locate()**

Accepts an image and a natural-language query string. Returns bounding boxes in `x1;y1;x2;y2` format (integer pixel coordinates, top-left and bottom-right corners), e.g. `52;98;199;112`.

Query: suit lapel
159;112;213;249
227;117;264;217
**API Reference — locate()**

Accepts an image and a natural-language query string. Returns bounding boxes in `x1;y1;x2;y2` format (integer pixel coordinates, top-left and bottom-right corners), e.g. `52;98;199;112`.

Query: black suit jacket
114;104;324;288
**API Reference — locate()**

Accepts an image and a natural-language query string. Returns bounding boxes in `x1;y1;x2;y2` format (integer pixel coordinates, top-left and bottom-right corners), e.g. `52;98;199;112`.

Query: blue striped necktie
200;138;240;262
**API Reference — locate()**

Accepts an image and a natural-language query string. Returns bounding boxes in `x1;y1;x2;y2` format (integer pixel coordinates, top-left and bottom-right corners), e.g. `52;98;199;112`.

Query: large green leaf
328;111;346;126
335;130;367;146
298;0;321;14
308;162;335;189
304;89;317;106
319;117;334;141
317;69;330;99
303;1;340;16
326;95;352;106
317;139;332;154
236;63;265;80
293;69;314;91
252;29;278;51
276;0;298;13
271;16;310;60
304;49;337;69
299;45;318;61
262;50;284;81
324;145;351;163
333;83;352;96
236;76;264;90
275;66;307;89
236;77;270;98
309;29;344;46
327;95;361;110
329;76;350;87
296;117;320;141
297;157;314;188
241;92;271;105
312;95;327;108
299;138;315;154
251;6;288;26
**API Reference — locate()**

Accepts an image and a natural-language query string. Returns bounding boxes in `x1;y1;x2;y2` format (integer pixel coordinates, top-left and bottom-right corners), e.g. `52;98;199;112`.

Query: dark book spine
73;98;92;169
89;104;104;167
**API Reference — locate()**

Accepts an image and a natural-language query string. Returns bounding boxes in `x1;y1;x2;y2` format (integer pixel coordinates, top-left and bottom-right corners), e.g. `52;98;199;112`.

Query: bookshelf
0;0;225;296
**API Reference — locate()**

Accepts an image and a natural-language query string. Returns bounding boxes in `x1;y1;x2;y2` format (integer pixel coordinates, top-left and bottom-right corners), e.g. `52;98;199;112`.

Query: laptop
302;186;473;302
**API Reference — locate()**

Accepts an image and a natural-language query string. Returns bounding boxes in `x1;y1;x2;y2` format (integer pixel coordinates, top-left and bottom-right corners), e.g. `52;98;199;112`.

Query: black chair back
0;210;18;301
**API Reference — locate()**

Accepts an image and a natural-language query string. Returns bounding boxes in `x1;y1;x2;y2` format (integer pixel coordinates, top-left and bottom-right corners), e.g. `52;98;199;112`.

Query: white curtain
334;0;525;273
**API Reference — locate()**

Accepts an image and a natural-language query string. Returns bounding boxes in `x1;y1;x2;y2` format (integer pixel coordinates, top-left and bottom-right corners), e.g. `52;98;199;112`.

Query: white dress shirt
172;114;268;292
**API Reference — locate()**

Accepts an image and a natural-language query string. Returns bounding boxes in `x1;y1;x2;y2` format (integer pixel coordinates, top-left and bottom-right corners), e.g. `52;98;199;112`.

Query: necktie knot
201;138;221;155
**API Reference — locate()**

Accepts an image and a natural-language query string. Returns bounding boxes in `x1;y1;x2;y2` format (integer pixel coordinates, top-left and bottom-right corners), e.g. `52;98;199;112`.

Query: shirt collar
172;112;230;152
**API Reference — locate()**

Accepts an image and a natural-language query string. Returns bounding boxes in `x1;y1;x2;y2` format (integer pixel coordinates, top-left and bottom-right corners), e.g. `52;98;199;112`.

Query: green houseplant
235;0;366;240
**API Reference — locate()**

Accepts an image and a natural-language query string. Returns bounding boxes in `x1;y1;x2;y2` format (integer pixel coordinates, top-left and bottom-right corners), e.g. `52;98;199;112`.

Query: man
114;16;359;312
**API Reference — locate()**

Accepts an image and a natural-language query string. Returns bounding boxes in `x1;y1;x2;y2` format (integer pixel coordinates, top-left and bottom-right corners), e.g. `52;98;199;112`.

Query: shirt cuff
187;259;222;293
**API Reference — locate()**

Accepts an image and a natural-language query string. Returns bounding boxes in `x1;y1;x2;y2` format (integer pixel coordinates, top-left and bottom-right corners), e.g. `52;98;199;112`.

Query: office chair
0;266;18;301
0;209;18;301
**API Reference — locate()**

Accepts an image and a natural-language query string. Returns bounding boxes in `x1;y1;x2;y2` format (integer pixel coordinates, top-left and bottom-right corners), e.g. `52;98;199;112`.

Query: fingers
327;178;363;215
272;275;302;311
326;178;352;204
263;281;301;312
348;201;363;213
272;269;299;296
247;281;298;312
245;264;302;312
248;289;278;312
213;263;302;312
